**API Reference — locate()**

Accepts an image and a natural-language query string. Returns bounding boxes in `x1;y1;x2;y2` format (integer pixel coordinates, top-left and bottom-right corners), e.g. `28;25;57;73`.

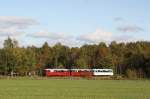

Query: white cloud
27;28;142;47
113;35;139;43
77;29;113;44
114;17;124;22
117;25;144;33
0;28;24;37
0;16;39;37
26;30;81;47
114;17;144;33
0;16;39;29
28;30;70;40
77;28;143;45
48;38;82;47
0;16;39;47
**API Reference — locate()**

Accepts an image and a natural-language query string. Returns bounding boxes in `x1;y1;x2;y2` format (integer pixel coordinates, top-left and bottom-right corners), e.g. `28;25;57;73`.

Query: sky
0;0;149;47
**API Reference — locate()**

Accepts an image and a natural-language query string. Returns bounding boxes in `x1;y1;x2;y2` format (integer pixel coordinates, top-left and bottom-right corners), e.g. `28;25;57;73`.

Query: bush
126;69;137;79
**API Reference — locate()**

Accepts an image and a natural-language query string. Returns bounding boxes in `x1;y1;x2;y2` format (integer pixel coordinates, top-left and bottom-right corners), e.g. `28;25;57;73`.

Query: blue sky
0;0;149;47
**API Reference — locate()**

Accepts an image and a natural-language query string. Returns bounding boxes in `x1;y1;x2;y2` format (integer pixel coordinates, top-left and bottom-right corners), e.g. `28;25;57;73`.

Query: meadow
0;78;149;99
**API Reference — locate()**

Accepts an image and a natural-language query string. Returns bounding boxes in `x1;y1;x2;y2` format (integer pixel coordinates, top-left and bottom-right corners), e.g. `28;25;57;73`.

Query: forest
0;37;150;78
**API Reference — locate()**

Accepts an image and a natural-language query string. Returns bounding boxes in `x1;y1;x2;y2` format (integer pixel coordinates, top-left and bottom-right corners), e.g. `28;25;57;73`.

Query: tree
3;37;18;75
4;37;14;49
0;37;150;78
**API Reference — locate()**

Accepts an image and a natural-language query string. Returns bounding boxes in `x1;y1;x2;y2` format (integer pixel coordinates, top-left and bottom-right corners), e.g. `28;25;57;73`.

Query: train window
103;70;109;72
54;70;59;72
94;69;113;72
72;70;77;72
102;70;112;72
109;70;113;72
98;70;101;72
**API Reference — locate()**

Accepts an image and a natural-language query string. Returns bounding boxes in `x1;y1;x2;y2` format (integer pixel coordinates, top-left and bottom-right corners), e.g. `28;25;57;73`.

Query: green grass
0;78;149;99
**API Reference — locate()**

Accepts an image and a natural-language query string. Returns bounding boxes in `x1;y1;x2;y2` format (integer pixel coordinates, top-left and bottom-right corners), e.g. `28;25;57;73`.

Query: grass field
0;78;149;99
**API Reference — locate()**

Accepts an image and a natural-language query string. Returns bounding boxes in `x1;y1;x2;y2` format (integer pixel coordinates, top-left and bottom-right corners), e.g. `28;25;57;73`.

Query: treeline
0;37;150;78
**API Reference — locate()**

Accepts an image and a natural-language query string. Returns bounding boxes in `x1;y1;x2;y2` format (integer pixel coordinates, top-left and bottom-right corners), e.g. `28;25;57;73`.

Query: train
44;69;113;77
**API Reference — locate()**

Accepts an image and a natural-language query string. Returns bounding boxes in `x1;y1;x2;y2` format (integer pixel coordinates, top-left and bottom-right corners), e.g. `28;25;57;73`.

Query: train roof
44;69;69;71
44;69;113;71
